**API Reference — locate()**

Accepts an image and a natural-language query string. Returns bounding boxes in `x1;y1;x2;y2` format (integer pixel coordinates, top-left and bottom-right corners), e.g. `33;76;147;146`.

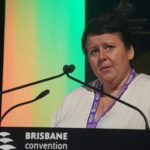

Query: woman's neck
102;68;132;95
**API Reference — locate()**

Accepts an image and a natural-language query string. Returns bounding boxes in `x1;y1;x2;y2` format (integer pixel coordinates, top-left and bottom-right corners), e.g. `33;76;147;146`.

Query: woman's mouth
100;66;112;72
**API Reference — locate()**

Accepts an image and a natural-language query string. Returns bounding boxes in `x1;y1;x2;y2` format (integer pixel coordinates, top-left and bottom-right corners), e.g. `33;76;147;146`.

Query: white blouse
51;74;150;129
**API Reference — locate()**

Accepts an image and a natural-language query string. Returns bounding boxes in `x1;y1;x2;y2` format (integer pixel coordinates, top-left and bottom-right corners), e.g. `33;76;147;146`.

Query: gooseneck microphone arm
0;70;67;126
63;65;149;131
0;89;50;124
0;72;65;95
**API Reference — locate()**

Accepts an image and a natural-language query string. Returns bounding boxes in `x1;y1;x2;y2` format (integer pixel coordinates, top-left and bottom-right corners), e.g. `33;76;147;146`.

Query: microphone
63;64;149;131
0;67;68;125
63;64;75;73
0;71;66;95
0;66;72;126
0;89;50;124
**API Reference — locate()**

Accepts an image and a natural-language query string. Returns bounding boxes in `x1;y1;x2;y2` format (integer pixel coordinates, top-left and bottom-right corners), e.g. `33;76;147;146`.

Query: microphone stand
0;90;50;125
0;72;65;95
0;71;66;126
65;72;150;131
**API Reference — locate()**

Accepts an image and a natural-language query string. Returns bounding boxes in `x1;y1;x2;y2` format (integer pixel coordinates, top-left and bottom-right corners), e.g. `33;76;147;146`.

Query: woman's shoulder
67;79;98;96
62;80;98;103
136;73;150;84
57;80;97;114
131;73;150;93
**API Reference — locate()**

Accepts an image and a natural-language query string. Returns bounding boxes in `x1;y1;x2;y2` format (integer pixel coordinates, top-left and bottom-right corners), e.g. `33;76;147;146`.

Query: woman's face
86;33;134;84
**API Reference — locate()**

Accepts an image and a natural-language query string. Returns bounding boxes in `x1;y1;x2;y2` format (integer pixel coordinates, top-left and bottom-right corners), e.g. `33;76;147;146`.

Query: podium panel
0;127;150;150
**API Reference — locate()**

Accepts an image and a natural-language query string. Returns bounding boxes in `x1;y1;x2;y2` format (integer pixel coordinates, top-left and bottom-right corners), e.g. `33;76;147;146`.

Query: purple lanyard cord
86;69;136;128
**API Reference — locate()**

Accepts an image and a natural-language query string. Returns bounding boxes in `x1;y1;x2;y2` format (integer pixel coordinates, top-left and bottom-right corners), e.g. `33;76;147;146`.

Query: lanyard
86;69;136;128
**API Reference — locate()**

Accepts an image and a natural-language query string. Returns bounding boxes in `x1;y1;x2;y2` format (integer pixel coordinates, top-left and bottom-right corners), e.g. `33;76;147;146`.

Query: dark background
0;0;5;118
85;0;150;82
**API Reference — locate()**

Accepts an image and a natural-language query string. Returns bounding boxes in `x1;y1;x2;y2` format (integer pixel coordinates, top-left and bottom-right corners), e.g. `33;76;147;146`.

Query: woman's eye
90;48;99;55
105;45;114;51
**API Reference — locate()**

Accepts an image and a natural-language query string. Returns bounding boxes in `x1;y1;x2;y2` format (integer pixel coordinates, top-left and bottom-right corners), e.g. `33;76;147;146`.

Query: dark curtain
85;0;150;82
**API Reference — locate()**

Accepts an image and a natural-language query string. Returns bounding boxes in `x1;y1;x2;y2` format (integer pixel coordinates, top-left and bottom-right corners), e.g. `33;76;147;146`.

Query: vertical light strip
2;0;85;127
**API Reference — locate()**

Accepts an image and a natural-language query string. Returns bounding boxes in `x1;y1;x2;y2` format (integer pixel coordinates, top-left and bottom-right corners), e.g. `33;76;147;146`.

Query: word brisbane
26;132;68;140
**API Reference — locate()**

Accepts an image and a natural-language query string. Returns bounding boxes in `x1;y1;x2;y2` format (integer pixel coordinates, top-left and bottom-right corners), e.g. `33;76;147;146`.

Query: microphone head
63;64;75;74
35;89;50;100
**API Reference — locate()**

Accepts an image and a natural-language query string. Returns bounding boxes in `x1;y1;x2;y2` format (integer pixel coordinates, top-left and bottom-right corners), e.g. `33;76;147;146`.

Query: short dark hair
82;12;134;55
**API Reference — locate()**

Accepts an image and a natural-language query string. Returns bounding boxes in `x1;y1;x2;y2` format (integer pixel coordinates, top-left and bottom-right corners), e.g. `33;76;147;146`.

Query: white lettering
25;132;68;140
25;142;68;149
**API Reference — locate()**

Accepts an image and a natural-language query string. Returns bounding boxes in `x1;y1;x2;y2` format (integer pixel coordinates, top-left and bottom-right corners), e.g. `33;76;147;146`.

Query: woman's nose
98;48;107;61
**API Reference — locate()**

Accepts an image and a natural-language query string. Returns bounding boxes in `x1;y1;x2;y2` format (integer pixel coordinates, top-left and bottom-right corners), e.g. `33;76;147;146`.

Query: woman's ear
128;46;135;60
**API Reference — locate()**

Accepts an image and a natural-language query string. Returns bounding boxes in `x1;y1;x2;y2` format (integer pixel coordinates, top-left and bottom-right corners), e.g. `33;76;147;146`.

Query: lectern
0;127;150;150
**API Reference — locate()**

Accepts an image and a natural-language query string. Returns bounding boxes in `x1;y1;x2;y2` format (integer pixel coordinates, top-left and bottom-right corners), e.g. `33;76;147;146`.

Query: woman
51;13;150;129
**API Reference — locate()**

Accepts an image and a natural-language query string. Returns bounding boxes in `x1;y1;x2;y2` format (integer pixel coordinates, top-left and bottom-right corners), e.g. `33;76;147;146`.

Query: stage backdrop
2;0;150;127
2;0;85;127
0;0;5;119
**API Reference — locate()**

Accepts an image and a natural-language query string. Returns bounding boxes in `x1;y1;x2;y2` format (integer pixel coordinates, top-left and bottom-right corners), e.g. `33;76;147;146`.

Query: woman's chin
100;74;117;83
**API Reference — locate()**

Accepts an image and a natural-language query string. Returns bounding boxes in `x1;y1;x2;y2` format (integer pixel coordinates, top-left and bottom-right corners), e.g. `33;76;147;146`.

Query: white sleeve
50;85;94;128
51;103;63;127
